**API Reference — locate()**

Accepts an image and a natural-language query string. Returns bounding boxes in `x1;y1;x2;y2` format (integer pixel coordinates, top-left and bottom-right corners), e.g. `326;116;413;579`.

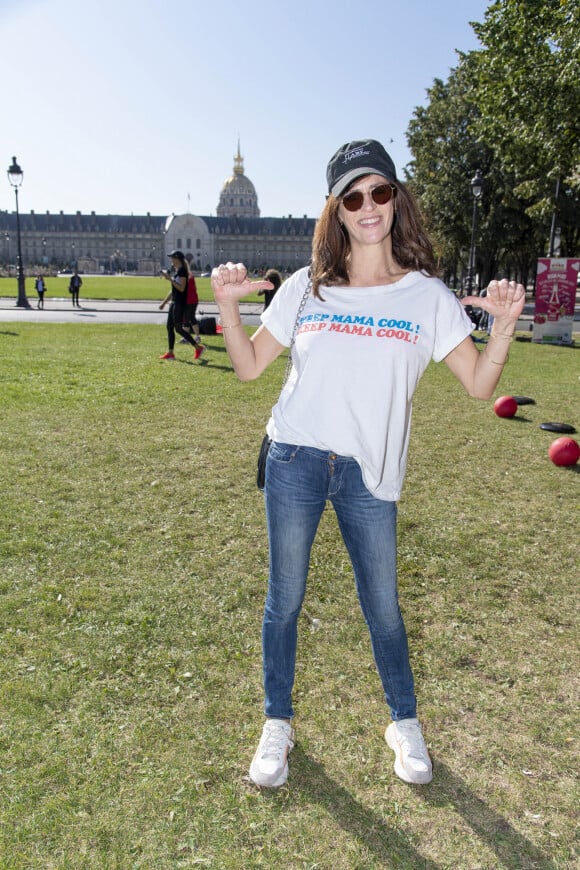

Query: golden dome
217;141;260;217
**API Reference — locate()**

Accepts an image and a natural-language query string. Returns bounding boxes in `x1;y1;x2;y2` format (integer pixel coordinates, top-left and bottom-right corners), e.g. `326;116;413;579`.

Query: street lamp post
466;169;484;296
7;156;31;308
547;177;560;258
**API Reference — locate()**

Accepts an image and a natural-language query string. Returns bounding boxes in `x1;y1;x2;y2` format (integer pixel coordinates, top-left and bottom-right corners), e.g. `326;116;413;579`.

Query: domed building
217;143;260;218
1;144;315;276
162;143;315;272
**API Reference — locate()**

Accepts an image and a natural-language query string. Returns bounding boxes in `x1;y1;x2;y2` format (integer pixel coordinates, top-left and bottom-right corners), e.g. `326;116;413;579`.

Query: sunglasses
340;183;397;212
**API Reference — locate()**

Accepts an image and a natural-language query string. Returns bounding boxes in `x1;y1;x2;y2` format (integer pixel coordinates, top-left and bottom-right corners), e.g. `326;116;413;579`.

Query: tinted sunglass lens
371;185;393;205
342;191;364;211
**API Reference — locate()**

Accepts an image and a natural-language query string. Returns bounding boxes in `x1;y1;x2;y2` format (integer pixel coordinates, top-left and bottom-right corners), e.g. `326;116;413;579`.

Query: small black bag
256;435;272;491
199;316;217;335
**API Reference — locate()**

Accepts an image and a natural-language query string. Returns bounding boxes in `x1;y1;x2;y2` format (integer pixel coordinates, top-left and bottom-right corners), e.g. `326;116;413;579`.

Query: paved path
1;295;578;334
0;297;263;326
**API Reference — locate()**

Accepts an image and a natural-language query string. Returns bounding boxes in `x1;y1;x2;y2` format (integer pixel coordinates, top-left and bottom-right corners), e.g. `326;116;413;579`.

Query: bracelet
221;321;243;329
490;328;514;340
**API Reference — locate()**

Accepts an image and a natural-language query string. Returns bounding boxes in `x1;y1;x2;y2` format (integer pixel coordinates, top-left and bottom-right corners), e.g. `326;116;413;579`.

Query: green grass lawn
0;324;577;868
0;275;265;304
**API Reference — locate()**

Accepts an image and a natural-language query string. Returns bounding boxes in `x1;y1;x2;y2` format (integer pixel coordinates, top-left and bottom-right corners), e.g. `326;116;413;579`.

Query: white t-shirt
261;266;473;501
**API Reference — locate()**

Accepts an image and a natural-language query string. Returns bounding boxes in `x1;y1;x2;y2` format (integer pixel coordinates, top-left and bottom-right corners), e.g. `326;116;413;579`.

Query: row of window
175;239;202;250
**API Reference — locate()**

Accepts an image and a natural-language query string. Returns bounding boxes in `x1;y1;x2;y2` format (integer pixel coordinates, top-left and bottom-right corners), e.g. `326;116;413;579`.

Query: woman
159;250;205;360
211;139;525;789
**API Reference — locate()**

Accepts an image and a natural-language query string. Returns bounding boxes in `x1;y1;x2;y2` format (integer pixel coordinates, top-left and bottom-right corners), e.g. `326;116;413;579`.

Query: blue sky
1;0;491;220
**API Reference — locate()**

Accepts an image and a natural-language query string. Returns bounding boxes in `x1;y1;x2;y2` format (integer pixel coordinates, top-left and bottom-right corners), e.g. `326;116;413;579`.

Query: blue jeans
262;442;417;721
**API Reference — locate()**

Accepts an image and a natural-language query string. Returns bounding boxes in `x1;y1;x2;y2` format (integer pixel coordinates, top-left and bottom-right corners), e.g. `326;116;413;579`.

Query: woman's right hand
211;262;273;305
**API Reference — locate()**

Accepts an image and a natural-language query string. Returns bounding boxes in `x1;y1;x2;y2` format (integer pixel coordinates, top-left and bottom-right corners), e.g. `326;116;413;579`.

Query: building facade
0;146;315;276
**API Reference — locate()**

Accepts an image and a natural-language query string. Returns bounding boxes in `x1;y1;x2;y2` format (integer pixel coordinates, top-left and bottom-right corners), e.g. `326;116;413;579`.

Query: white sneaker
385;718;432;784
249;719;295;788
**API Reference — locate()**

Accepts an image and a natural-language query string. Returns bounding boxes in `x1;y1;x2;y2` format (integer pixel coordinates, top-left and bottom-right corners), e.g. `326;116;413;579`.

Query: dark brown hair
310;179;438;299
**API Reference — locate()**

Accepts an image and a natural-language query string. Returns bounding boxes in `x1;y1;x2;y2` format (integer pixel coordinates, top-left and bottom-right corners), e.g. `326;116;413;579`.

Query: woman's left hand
462;278;526;325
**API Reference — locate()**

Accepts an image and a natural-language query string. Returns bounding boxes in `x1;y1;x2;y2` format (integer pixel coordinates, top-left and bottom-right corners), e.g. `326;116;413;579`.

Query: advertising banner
533;258;579;344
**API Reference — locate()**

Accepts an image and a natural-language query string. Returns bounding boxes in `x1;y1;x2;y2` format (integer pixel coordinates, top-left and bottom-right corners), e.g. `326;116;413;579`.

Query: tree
472;0;580;254
406;58;539;288
405;0;579;285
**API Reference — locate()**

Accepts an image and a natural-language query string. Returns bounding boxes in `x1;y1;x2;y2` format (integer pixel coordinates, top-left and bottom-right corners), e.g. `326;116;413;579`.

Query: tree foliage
473;0;579;187
406;61;487;279
405;0;580;284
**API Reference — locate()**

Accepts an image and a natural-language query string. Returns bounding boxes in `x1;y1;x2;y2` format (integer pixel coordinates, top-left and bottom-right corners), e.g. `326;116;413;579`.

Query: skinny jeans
262;442;417;722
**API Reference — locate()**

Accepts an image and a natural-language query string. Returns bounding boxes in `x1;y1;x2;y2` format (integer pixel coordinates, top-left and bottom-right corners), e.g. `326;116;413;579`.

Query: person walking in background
159;250;205;360
182;270;205;355
211;139;525;790
257;268;282;310
68;270;82;307
35;274;46;309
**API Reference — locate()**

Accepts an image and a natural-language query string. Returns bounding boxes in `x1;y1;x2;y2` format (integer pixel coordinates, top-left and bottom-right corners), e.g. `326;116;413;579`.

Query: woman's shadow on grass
418;761;558;869
290;749;557;870
289;747;440;868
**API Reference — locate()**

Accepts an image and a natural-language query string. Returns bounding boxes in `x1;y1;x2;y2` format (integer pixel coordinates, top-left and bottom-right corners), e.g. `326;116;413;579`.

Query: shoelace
260;724;291;759
396;721;426;758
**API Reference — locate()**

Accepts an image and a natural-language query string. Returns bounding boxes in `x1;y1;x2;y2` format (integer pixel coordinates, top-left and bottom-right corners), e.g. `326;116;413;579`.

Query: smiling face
338;173;396;250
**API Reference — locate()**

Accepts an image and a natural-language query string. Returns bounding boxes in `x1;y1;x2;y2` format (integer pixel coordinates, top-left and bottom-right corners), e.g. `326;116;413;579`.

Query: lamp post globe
466;169;484;297
7;156;30;309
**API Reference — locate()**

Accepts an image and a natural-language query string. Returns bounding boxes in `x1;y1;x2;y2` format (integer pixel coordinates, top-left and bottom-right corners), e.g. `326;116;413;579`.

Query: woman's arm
212;262;283;381
159;290;172;310
445;278;525;399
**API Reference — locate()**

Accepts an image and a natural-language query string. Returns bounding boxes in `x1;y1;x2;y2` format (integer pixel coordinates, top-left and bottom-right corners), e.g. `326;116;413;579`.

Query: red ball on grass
548;437;580;467
493;396;518;418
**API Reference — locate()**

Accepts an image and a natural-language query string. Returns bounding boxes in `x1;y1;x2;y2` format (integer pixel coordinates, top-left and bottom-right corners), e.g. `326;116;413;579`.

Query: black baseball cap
168;249;185;259
327;139;397;198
